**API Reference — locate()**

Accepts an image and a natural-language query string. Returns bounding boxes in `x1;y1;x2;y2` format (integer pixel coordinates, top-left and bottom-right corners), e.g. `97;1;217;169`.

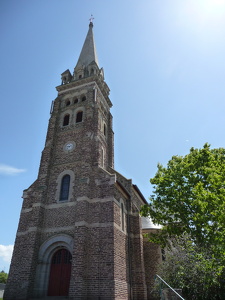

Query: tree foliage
141;143;225;258
157;234;225;300
0;271;8;284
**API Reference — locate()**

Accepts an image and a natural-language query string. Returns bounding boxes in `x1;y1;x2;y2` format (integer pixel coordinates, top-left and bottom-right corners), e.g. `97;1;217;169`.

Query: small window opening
60;175;70;201
104;124;107;136
101;147;105;168
74;98;78;104
79;75;82;79
82;96;86;102
76;111;83;123
63;114;70;126
91;68;94;75
66;100;70;106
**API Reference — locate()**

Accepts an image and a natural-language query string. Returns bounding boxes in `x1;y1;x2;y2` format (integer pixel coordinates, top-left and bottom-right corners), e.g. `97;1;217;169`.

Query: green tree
141;143;225;299
141;143;225;259
157;234;225;300
0;270;8;284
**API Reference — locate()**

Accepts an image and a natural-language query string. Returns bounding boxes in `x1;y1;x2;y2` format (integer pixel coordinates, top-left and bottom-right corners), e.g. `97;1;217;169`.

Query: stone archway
33;234;74;298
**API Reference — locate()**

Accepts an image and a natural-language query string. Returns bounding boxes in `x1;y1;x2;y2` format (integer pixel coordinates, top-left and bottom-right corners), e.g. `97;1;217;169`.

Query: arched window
74;98;78;104
60;175;70;201
63;114;70;126
66;100;70;106
82;96;86;102
76;111;83;123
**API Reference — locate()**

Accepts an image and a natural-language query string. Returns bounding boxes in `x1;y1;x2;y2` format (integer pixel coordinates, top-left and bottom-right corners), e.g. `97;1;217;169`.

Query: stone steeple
75;22;99;71
73;22;103;81
61;22;104;85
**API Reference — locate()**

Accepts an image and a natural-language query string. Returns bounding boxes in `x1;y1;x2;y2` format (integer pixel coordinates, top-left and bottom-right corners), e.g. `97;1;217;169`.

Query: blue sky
1;0;225;272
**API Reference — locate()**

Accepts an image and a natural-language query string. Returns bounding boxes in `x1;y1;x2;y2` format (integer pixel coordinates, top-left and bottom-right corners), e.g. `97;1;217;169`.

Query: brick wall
143;230;162;300
4;74;155;300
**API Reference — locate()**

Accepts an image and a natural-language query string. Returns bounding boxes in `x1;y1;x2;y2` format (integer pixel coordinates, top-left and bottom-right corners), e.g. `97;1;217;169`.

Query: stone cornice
56;75;112;107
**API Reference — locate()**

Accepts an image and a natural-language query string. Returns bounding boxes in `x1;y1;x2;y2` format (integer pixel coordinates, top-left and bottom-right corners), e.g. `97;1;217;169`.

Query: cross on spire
89;14;94;23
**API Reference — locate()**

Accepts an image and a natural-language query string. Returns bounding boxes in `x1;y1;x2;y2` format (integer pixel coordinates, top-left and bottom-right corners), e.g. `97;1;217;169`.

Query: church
4;21;161;300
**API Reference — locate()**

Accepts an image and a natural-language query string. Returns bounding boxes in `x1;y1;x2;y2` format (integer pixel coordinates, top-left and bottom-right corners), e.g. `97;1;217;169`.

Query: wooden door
48;249;72;296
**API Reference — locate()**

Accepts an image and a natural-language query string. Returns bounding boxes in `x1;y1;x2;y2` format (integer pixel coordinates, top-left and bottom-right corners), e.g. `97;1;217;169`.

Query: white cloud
0;164;26;175
0;245;14;263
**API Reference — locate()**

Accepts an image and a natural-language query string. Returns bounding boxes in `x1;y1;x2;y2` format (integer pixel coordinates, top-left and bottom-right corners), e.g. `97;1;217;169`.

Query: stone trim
17;226;75;236
74;221;118;229
21;201;77;213
76;195;115;203
21;196;119;214
16;221;138;236
38;234;74;261
57;81;96;95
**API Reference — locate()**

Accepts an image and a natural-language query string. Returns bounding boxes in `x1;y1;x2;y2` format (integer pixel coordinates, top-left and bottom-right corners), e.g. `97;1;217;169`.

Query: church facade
4;22;161;300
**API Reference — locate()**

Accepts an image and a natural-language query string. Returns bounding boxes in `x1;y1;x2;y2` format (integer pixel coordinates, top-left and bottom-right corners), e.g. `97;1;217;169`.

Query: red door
48;249;72;296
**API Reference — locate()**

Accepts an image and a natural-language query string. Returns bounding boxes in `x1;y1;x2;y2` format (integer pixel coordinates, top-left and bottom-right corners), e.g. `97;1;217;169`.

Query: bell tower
4;22;148;300
39;21;114;185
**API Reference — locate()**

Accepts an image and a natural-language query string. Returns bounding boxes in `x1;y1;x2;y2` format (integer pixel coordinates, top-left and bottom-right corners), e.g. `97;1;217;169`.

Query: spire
74;21;99;73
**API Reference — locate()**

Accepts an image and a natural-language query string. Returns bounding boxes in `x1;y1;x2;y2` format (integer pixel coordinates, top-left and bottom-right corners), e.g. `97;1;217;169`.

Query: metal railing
155;274;185;300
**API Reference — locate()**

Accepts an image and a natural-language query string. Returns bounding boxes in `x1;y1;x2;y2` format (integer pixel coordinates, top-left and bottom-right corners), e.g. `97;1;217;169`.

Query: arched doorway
48;248;72;296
